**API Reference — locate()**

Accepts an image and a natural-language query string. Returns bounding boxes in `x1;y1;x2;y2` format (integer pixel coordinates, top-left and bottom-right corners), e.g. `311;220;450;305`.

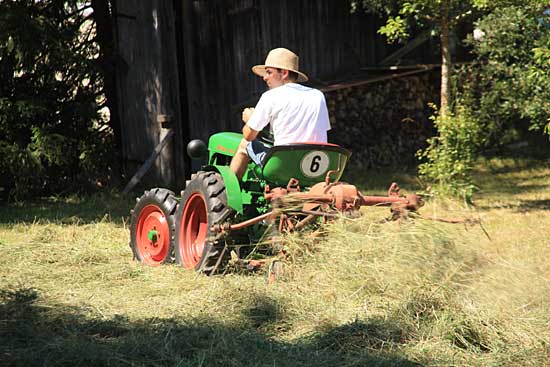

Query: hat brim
252;64;308;83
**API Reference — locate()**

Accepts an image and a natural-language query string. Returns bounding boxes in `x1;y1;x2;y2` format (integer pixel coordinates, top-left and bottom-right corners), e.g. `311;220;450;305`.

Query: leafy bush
417;106;481;202
458;5;550;147
0;1;114;199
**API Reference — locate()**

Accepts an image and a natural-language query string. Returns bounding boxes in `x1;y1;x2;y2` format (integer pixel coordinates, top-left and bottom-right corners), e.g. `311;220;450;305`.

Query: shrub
417;106;481;202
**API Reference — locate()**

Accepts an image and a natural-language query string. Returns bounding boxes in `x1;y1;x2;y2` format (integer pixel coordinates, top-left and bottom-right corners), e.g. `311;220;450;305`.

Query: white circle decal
300;151;330;178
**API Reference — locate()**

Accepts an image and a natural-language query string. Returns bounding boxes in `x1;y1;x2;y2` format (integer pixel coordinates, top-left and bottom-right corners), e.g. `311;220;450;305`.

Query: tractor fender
204;165;243;214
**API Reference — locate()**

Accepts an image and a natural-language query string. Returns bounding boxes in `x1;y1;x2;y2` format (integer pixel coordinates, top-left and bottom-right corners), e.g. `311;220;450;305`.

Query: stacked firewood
324;71;439;169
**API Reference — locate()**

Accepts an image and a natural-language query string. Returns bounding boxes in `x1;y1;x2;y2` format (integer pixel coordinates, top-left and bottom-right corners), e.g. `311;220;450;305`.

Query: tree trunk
440;5;451;116
91;0;123;177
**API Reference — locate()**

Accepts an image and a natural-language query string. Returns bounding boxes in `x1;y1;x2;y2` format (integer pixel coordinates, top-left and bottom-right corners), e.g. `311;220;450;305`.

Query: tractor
129;130;423;274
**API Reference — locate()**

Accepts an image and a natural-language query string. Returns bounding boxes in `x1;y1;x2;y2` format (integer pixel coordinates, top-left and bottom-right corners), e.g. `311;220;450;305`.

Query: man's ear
281;69;290;80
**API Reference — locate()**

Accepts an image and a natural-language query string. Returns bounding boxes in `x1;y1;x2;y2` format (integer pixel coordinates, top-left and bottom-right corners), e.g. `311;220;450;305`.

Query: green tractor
129;131;422;274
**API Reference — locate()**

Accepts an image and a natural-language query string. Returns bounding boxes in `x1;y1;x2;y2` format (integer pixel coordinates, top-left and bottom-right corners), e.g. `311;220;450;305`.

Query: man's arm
241;107;260;141
242;124;259;141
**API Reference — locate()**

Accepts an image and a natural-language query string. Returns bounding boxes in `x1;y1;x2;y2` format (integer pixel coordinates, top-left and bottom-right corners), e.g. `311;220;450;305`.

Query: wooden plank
122;129;174;195
379;30;432;65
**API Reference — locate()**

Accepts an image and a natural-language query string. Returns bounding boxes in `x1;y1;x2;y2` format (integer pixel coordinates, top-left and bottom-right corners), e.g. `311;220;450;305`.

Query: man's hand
242;107;255;124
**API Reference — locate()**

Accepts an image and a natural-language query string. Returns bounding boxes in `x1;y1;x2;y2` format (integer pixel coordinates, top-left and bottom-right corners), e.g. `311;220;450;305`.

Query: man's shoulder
286;83;315;92
269;83;323;96
260;84;296;100
291;83;325;98
260;84;325;106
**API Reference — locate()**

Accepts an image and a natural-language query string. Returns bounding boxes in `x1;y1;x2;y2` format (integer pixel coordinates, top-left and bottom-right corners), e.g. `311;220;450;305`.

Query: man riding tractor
230;47;331;179
129;48;423;274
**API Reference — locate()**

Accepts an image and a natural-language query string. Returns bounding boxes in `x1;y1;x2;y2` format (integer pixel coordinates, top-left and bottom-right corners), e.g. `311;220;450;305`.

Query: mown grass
1;154;549;366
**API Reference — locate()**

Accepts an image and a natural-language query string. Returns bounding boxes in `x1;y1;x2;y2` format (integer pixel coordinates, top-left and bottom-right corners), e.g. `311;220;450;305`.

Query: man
229;47;331;179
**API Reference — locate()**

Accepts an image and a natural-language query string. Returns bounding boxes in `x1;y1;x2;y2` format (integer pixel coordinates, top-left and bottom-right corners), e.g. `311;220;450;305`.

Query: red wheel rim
135;204;170;265
178;192;208;269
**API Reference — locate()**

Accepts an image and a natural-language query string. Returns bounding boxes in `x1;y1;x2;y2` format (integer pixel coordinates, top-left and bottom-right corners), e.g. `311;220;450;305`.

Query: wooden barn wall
178;0;394;144
114;0;184;187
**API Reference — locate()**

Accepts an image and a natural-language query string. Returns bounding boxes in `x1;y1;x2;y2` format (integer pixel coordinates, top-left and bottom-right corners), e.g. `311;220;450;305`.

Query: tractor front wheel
175;171;232;274
130;188;178;265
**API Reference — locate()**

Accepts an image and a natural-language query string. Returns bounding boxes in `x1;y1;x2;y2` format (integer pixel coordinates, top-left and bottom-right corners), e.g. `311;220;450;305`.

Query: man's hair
287;70;299;82
277;68;299;82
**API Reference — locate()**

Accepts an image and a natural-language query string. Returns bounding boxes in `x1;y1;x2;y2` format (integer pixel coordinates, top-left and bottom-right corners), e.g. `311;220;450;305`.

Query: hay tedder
129;131;424;274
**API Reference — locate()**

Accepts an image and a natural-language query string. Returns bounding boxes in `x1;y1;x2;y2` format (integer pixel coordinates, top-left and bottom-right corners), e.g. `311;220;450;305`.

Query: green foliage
417;106;480;202
378;16;409;42
0;0;114;199
458;5;550;144
414;1;550;199
354;1;550;199
352;0;486;43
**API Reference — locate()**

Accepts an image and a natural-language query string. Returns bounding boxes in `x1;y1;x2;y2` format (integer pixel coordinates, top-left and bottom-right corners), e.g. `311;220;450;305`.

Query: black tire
174;171;234;274
129;188;178;265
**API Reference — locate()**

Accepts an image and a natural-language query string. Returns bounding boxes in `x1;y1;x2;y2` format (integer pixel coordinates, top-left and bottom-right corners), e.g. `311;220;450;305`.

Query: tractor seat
256;143;352;187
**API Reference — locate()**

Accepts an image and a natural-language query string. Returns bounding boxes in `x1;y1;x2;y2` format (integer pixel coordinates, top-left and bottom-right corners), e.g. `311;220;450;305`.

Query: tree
0;0;114;198
458;2;550;144
90;0;121;160
352;0;488;116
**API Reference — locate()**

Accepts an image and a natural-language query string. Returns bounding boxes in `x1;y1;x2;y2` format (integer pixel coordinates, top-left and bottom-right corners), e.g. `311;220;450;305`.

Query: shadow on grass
0;192;135;225
476;182;550;201
472;153;550;209
482;142;550;170
0;287;422;367
478;145;550;176
514;199;550;212
478;199;550;212
473;171;550;211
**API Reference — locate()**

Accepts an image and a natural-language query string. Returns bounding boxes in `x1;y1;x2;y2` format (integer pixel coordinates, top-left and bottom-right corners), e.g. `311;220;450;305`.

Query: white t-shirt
246;83;331;145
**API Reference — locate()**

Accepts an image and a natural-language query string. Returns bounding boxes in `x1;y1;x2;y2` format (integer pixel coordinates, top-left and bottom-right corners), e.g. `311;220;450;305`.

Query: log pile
324;71;439;169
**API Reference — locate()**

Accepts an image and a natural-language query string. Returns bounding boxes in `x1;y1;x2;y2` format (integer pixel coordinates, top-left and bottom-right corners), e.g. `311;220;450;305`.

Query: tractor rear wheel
130;188;178;265
175;171;233;274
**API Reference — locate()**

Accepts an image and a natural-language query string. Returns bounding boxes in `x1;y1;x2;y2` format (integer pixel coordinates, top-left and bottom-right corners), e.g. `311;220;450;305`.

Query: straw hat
252;48;308;83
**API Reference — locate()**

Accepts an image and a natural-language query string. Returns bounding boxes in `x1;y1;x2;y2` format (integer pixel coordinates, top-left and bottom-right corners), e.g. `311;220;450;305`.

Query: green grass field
1;154;549;366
